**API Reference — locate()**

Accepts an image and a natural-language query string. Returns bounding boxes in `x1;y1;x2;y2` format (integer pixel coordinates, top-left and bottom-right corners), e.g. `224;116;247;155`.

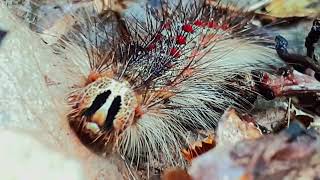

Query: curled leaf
217;108;263;146
265;0;320;18
181;134;216;162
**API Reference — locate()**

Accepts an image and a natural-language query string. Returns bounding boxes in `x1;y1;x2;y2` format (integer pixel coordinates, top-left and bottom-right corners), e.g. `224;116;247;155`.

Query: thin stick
287;98;292;127
305;18;320;61
247;0;271;12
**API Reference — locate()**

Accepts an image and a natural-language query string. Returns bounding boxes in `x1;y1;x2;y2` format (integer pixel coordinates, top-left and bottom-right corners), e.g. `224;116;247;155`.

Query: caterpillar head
67;75;139;153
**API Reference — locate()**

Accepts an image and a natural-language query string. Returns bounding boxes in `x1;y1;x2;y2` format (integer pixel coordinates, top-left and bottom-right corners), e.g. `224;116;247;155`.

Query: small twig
282;84;320;95
287;98;292;127
305;18;320;61
247;0;271;12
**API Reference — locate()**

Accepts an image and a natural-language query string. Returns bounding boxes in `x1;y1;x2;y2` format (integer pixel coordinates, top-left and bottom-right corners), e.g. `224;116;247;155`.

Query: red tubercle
162;21;171;29
193;19;204;27
165;62;174;68
262;73;270;84
146;43;157;51
169;47;181;58
221;23;230;31
86;71;101;85
182;24;194;33
154;33;163;41
176;35;187;45
207;21;219;29
134;106;144;120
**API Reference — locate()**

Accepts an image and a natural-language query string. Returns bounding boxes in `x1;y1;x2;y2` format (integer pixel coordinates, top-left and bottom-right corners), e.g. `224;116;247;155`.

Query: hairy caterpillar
65;0;283;168
5;0;282;170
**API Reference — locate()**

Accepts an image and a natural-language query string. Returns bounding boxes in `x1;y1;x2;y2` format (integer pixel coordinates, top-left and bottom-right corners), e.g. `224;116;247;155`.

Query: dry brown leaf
217;108;262;146
181;134;216;162
265;0;320;18
190;122;320;180
162;168;192;180
182;108;263;164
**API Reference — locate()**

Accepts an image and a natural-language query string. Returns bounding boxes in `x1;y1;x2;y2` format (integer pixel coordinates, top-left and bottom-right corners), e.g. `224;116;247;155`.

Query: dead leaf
217;108;263;146
265;0;320;18
181;134;216;162
162;168;192;180
189;122;320;180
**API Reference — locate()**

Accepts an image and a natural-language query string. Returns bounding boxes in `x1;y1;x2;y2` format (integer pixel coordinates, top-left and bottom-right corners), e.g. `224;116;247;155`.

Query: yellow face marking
91;111;106;127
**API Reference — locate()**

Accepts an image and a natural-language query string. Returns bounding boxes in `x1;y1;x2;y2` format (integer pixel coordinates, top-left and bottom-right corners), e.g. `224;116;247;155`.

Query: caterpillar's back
16;0;281;169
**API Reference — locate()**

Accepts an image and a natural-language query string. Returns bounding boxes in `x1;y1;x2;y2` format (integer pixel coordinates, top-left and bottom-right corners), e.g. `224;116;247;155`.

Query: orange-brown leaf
181;134;216;162
162;168;192;180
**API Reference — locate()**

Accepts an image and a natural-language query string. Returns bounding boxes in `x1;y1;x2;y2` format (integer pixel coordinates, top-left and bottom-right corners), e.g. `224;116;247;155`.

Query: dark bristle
84;90;111;117
105;96;122;130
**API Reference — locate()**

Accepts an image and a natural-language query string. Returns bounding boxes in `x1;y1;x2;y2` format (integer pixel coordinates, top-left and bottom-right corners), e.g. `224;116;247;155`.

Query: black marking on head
104;96;122;130
0;30;7;44
83;90;111;117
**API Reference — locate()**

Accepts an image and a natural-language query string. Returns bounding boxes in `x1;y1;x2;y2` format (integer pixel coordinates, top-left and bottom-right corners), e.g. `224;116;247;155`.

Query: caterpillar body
65;0;282;168
7;0;282;170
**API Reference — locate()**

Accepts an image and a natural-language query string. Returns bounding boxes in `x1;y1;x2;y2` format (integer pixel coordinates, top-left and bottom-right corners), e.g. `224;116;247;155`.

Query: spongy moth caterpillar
64;0;283;168
6;0;282;169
